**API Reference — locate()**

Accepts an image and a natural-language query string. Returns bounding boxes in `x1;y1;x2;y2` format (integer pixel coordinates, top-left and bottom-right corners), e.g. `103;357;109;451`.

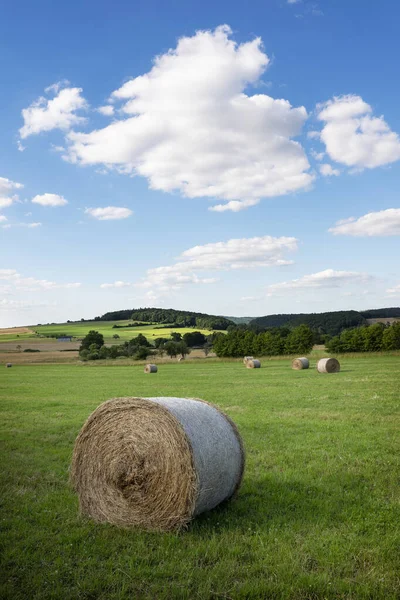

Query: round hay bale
317;357;340;373
292;357;309;370
6;363;12;368
243;356;253;365
144;364;157;373
246;359;261;369
70;397;245;531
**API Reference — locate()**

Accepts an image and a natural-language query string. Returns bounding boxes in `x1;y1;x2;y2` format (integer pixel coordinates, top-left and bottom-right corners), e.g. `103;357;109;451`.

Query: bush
23;348;40;353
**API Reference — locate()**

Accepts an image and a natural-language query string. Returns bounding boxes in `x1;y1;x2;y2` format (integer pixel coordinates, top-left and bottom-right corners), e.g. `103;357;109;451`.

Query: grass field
0;321;220;344
1;355;399;599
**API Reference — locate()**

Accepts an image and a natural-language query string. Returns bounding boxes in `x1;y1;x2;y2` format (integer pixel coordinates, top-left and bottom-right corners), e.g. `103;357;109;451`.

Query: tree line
326;322;400;353
93;307;233;330
213;325;314;357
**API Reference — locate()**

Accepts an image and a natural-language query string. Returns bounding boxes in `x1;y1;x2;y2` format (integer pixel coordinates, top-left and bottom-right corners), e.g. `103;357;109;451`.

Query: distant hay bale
292;357;309;370
317;358;340;373
246;359;261;369
6;363;12;368
144;364;157;373
243;356;254;365
70;397;245;531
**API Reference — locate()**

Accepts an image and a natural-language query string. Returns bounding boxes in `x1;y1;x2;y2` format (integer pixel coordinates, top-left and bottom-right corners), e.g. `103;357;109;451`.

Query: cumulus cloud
0;176;23;208
85;206;133;220
100;281;132;288
32;193;68;207
0;215;7;223
27;222;42;228
329;208;400;236
97;105;115;116
319;163;340;176
65;25;313;212
267;268;371;295
386;283;400;296
0;269;81;291
317;95;400;169
138;235;298;293
20;84;88;139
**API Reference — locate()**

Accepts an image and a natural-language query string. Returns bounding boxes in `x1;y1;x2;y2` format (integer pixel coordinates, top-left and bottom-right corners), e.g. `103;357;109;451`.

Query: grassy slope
0;321;220;344
1;355;399;599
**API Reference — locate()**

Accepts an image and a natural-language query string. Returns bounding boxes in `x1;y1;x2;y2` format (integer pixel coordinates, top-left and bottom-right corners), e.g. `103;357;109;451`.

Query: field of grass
0;320;220;344
1;355;399;599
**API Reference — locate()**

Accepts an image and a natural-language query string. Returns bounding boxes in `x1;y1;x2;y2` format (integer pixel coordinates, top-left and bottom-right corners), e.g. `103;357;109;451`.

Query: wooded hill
248;308;400;337
95;307;233;330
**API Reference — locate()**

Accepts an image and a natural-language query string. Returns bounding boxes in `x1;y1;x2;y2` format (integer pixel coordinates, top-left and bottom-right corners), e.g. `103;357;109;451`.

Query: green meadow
1;354;399;599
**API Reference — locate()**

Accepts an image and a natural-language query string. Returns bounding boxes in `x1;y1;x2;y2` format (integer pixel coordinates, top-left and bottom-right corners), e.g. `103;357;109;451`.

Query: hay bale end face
317;357;340;373
246;359;261;369
6;363;12;368
243;356;253;365
144;364;157;373
70;397;244;531
292;357;309;370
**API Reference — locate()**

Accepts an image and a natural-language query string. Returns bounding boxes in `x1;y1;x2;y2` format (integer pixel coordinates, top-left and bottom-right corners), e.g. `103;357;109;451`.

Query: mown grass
1;355;399;599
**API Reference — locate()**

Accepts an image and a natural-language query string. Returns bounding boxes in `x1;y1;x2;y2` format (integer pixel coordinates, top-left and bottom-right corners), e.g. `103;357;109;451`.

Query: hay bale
144;364;157;373
70;397;244;531
6;363;12;368
292;357;309;370
317;358;340;373
246;359;261;369
243;356;253;365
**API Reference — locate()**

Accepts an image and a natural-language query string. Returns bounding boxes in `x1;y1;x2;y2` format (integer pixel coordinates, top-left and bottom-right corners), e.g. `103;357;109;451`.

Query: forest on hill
94;307;233;330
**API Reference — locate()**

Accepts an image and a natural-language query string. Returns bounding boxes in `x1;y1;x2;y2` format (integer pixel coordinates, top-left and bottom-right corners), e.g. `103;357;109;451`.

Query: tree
112;334;120;339
79;330;104;352
154;337;169;348
203;341;212;357
134;346;152;360
170;332;182;342
284;325;313;355
183;331;206;347
176;341;190;359
164;341;179;358
134;333;150;347
382;322;400;350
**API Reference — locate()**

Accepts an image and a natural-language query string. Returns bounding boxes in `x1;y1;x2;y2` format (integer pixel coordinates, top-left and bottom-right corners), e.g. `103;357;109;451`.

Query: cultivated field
1;354;399;599
0;320;221;346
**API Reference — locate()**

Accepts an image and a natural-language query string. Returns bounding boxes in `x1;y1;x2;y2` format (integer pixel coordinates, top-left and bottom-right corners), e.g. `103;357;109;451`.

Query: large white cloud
329;208;400;236
317;95;400;169
85;206;133;220
100;281;132;288
20;84;87;139
32;193;68;207
267;268;371;295
0;176;23;209
138;235;298;292
65;25;313;212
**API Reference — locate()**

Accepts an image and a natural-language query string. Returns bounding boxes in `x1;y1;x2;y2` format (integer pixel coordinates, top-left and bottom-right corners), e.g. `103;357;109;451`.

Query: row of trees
326;322;400;353
249;310;366;337
213;325;314;357
95;307;233;330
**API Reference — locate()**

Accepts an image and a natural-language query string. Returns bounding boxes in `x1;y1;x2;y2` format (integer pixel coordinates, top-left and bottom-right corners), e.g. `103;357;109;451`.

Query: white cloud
27;222;42;228
0;269;81;291
138;235;298;293
319;163;340;176
267;268;371;295
386;283;400;296
0;176;23;208
20;84;88;139
65;25;313;212
100;281;132;288
288;0;301;3
85;206;133;220
209;199;260;212
311;150;325;161
0;215;7;222
32;193;68;207
0;298;56;311
317;95;400;169
329;208;400;236
97;105;114;116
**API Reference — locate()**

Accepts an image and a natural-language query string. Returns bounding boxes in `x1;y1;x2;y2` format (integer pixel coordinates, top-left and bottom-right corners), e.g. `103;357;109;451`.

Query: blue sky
1;0;399;327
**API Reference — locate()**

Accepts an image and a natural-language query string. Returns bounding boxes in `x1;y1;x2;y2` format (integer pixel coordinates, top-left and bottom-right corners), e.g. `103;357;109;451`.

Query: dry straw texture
292;357;310;370
246;359;261;369
70;397;244;531
144;364;157;373
317;357;340;373
243;356;254;365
